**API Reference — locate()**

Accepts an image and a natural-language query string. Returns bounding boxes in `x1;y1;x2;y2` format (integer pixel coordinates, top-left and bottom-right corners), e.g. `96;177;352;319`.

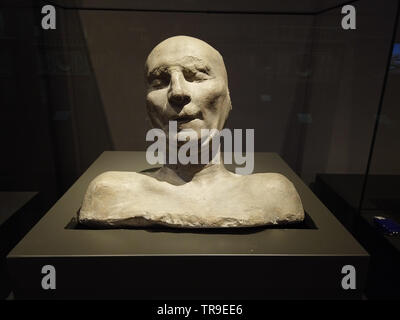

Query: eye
151;79;165;88
197;68;209;75
184;69;210;83
149;74;170;89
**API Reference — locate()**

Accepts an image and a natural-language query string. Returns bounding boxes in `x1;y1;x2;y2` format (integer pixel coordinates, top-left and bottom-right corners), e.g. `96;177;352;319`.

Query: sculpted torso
79;167;303;228
78;35;304;228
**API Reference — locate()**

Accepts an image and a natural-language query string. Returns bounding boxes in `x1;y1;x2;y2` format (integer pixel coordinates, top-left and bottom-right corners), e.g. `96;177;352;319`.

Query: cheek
146;89;168;111
192;81;226;111
146;89;170;128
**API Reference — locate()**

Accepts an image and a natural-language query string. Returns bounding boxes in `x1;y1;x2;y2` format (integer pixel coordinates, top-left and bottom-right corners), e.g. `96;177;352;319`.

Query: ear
220;89;232;130
227;89;232;110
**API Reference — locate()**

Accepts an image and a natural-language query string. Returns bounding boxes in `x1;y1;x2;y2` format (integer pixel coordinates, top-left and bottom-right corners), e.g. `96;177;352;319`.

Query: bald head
145;36;228;84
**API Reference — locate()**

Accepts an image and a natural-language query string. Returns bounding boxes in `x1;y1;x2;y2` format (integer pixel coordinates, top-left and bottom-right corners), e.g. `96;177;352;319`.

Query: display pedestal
7;152;369;299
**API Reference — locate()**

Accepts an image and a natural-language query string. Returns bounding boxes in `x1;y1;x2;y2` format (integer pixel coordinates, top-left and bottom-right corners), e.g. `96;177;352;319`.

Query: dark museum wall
299;0;398;183
361;11;400;210
0;3;59;208
368;16;400;175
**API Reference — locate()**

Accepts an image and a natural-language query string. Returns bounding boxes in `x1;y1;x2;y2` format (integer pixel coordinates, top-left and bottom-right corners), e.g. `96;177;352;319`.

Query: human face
145;36;231;142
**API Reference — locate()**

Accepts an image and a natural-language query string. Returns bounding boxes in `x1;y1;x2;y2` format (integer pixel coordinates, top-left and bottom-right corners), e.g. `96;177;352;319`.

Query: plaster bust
78;36;304;228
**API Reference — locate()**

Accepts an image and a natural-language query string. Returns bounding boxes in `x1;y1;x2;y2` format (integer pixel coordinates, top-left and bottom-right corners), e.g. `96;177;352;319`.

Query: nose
168;71;191;112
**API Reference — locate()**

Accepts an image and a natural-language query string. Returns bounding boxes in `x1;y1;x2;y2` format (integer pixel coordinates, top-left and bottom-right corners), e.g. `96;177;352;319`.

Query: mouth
172;113;201;125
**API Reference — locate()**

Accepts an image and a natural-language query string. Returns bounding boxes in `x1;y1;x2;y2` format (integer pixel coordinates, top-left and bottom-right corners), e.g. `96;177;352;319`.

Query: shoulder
242;173;304;221
88;171;147;189
244;172;296;193
85;170;166;198
79;171;148;223
82;171;146;204
90;171;139;183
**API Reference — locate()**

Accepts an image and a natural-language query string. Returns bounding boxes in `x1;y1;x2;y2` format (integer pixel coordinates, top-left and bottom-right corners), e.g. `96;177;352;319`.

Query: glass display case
1;0;399;300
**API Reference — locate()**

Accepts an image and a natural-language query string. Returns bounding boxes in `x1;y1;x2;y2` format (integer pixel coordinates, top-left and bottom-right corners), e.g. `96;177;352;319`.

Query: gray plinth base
7;152;369;299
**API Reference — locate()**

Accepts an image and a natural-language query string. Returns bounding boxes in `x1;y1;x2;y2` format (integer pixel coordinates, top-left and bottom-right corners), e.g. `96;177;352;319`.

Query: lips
171;113;201;124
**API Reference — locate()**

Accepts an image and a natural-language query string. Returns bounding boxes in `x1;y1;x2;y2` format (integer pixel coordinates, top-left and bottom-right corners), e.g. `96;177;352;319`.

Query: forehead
146;39;223;74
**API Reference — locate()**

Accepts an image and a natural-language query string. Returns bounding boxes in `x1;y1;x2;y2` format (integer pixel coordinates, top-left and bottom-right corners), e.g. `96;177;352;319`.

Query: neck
161;147;226;183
